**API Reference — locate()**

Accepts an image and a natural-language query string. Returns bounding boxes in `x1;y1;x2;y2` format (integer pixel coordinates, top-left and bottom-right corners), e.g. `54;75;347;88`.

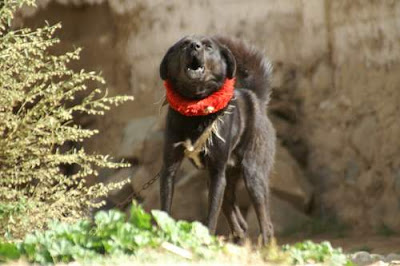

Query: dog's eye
181;40;191;48
204;42;213;50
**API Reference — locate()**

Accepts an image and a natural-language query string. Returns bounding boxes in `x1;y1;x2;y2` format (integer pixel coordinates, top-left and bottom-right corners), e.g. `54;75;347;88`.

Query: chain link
116;172;160;209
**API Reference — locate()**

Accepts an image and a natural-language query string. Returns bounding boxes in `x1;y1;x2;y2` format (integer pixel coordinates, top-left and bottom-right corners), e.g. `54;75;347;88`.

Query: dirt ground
280;234;400;255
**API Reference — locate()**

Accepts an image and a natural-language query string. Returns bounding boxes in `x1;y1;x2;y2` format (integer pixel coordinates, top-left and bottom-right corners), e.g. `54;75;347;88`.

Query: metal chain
142;172;160;190
114;102;166;209
116;172;160;209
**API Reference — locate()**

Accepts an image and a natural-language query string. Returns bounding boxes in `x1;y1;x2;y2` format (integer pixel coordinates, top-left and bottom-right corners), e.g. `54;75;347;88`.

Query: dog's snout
190;41;202;51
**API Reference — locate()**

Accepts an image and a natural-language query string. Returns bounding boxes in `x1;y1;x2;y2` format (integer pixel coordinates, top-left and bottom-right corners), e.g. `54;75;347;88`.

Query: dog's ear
220;45;236;79
160;47;173;80
160;38;185;80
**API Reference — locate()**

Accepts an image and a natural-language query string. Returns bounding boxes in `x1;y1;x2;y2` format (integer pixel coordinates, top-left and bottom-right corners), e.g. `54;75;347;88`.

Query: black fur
159;35;276;244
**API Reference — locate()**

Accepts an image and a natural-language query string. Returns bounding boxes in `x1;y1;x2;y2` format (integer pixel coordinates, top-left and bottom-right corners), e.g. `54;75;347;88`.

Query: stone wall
20;0;400;233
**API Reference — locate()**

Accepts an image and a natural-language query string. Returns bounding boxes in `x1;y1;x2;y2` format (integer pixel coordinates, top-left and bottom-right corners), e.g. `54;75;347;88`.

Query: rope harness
173;118;221;169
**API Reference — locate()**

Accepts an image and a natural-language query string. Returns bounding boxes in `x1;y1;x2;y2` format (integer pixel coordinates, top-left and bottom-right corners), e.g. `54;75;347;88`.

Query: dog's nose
190;41;202;51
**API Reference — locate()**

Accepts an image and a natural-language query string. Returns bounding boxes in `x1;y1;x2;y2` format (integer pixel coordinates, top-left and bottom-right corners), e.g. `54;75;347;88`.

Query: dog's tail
214;36;273;104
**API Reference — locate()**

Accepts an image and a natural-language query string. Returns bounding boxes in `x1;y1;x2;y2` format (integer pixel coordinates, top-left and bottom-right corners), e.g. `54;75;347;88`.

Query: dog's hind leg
234;204;248;234
242;162;273;245
222;173;248;243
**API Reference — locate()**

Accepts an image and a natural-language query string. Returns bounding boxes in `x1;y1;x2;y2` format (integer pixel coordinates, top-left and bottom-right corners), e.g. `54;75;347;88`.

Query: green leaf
0;242;20;261
190;222;212;245
151;210;177;234
283;240;352;265
129;202;152;230
47;239;73;262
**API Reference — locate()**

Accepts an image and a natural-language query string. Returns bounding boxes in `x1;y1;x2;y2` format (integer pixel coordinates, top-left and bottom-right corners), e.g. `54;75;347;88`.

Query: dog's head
160;35;236;100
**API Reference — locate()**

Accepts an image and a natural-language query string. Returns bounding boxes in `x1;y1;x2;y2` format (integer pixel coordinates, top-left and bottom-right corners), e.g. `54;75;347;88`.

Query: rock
270;143;313;211
141;129;164;166
236;143;313;212
140;159;207;208
370;254;385;263
170;169;209;222
118;116;158;159
351;251;374;266
216;214;231;236
141;112;167;166
246;194;311;238
368;261;389;266
350;116;378;163
143;165;209;223
385;254;400;263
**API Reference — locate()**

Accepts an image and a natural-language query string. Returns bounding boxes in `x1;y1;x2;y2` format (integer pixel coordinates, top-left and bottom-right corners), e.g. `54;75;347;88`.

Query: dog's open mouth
186;56;205;79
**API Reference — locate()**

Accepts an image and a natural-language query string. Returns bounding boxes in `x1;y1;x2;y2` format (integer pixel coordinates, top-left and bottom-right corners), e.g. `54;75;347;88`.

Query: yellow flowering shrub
0;0;133;238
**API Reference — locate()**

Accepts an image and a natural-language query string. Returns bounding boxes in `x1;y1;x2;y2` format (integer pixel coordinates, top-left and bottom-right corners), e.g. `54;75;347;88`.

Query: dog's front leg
160;143;184;214
207;166;227;234
160;162;181;214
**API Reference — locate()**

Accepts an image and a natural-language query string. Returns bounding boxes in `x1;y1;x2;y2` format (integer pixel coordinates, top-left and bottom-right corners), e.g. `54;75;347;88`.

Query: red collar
163;78;236;116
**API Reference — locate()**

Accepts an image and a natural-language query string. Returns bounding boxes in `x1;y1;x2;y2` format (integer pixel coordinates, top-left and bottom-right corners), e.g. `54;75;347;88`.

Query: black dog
159;35;276;244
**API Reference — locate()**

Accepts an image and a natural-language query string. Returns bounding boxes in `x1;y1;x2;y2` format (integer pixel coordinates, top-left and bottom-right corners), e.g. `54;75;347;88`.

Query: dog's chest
176;116;226;169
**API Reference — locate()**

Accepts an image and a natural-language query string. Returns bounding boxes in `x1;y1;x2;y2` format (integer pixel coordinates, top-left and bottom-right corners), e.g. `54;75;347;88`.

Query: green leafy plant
151;210;220;258
0;203;356;265
0;0;133;239
282;240;353;265
0;203;223;264
0;242;20;262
